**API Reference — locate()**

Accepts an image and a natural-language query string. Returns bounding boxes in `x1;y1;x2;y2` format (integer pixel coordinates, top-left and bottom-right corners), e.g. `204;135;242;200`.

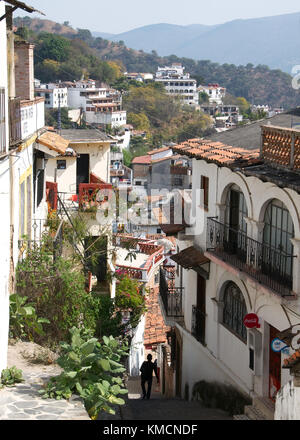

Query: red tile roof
172;138;259;166
144;287;170;346
147;146;171;155
132;155;151;165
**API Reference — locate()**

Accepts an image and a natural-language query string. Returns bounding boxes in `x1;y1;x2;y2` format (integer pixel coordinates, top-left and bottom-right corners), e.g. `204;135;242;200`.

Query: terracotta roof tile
172;138;259;166
132;155;151;165
144;287;170;346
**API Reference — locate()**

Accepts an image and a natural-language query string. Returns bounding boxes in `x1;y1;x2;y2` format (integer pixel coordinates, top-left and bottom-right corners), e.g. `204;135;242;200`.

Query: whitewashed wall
0;157;10;373
0;4;10;372
275;380;300;420
21;100;45;140
175;157;300;399
129;315;145;377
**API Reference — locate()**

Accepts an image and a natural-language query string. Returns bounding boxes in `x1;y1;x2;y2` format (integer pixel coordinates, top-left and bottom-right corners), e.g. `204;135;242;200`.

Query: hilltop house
155;63;199;107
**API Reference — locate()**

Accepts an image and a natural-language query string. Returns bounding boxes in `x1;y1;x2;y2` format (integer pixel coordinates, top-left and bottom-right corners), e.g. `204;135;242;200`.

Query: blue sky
17;0;300;34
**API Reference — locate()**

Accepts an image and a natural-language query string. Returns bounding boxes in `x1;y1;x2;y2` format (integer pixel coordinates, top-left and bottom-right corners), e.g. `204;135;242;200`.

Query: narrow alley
119;377;233;421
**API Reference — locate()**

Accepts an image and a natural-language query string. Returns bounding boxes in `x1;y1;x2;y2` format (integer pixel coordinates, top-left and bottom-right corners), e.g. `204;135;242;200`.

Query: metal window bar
207;218;294;297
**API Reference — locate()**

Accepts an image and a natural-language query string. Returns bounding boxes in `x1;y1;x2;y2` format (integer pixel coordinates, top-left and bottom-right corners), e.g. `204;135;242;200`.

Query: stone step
233;414;251;420
253;397;275;420
244;405;266;420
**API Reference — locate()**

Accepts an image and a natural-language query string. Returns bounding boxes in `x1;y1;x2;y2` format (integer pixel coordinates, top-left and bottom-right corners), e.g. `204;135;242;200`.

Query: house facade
155;63;199;107
66;80;127;128
35;83;68;109
159;125;300;416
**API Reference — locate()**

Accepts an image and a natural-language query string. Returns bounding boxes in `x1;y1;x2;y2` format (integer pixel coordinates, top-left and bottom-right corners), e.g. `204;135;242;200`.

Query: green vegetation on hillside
123;81;213;150
14;17;300;108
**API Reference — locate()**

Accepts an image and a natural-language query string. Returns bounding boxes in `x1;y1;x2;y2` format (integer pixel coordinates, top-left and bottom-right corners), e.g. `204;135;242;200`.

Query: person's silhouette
140;354;159;399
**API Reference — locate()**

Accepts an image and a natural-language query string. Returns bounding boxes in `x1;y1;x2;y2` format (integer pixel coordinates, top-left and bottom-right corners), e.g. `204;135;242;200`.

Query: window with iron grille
263;199;294;281
0;88;6;153
223;282;247;342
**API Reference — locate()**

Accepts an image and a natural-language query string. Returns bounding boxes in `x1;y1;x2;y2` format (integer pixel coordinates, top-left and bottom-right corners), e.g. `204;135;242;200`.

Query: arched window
223;282;247;342
262;199;294;286
225;184;248;234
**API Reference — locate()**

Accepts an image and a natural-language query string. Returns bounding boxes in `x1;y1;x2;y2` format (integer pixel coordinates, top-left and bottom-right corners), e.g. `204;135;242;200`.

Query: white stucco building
158;117;300;418
66;80;127;128
0;0;10;373
198;83;226;105
155;63;199;107
35;83;68;109
0;0;45;374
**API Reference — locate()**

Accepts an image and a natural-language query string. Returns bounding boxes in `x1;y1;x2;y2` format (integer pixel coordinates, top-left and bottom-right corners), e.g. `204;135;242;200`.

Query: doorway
76;154;90;193
269;325;281;401
195;274;206;345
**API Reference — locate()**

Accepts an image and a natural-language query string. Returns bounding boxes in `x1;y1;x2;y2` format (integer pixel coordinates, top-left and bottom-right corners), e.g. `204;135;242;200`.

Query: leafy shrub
115;274;146;329
192;380;252;416
9;293;50;340
40;327;129;419
16;243;98;347
0;366;24;388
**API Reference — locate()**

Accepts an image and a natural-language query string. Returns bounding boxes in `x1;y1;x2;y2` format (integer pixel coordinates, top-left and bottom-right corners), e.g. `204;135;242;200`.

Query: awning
36;131;70;156
171;246;210;277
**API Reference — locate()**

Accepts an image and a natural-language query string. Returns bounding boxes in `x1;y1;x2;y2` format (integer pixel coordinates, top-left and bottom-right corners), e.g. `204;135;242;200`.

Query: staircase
234;397;275;420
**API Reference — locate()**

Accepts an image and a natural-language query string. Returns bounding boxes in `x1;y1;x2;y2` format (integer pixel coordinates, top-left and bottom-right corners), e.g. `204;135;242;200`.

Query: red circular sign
244;313;260;329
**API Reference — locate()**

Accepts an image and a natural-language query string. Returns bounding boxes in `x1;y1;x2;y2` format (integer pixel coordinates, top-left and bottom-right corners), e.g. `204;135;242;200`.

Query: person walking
140;354;159;399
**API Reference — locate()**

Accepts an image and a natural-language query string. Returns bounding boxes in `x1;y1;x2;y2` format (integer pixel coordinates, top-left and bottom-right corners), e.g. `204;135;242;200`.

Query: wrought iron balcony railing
159;268;184;318
207;218;295;297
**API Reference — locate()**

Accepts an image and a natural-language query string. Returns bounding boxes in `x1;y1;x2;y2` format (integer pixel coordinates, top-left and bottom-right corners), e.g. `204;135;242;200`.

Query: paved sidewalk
0;342;89;421
0;370;89;420
120;377;233;421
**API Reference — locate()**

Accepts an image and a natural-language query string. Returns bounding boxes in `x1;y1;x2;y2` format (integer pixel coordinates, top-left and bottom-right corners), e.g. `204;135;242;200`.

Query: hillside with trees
14;16;300;109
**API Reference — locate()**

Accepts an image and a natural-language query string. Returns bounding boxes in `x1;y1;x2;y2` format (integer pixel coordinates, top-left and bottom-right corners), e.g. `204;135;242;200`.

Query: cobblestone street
120;377;233;421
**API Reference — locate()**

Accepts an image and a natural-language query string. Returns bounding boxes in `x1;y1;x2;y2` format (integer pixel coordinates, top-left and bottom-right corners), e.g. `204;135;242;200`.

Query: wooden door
196;275;206;345
76;154;90;193
269;325;281;401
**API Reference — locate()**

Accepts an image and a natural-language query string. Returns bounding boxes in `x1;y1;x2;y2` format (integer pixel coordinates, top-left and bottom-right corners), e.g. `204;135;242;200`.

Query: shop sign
244;313;260;329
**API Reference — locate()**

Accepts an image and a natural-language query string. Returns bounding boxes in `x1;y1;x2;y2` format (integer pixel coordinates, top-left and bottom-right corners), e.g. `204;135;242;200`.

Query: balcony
159;268;184;318
207;218;294;297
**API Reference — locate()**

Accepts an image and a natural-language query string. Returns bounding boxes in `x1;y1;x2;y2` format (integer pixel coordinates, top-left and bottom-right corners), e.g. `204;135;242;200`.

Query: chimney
14;41;35;101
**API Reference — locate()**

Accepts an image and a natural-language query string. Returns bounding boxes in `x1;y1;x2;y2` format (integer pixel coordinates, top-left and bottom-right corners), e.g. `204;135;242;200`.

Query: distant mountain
96;23;218;56
92;31;115;40
93;13;300;72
